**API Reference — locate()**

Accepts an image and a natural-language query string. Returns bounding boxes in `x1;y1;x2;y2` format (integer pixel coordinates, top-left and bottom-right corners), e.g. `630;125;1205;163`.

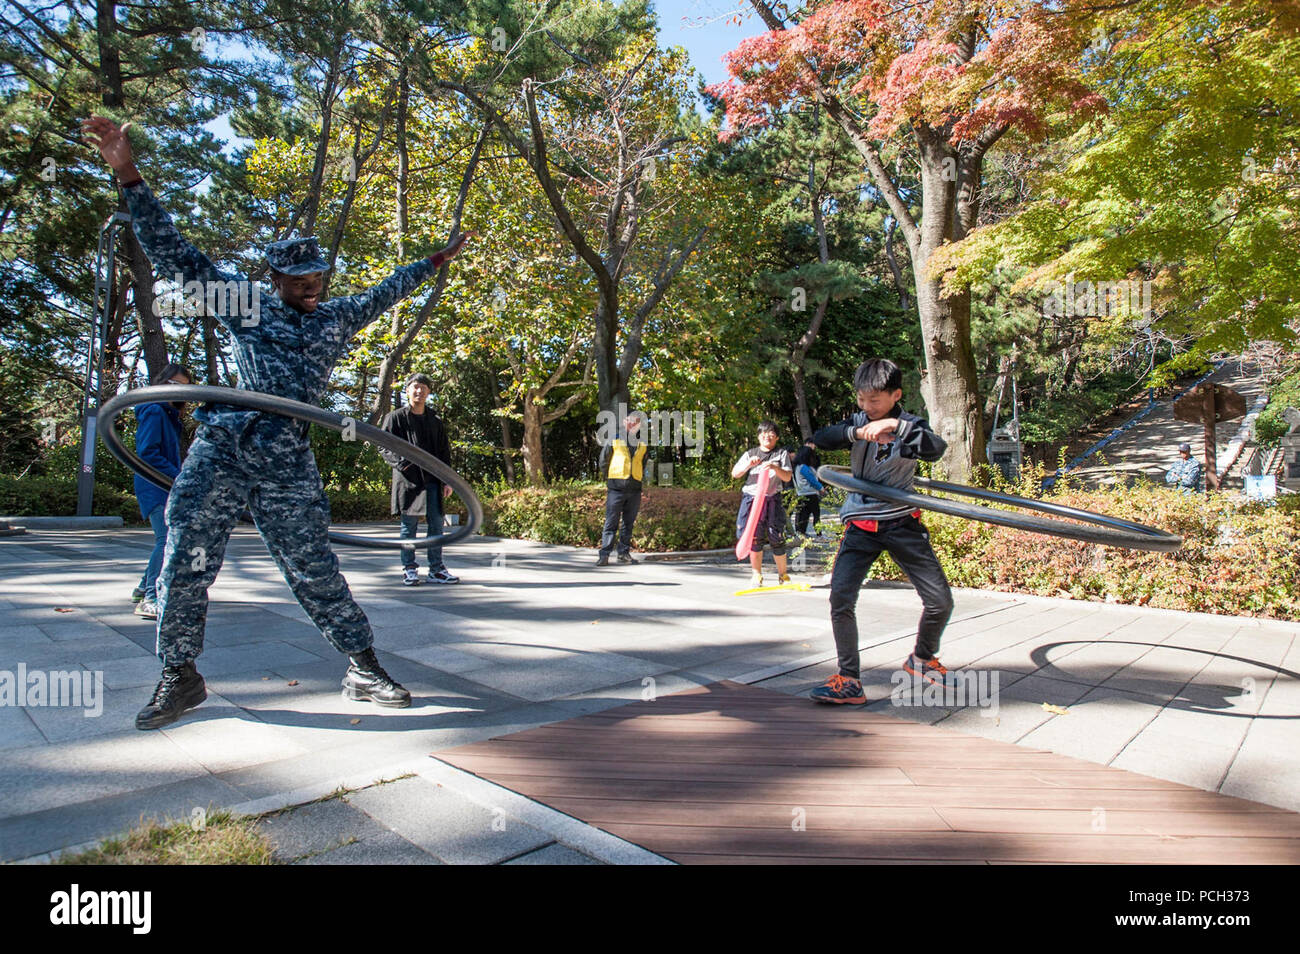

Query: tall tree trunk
201;312;219;383
790;165;831;441
492;384;516;483
521;395;545;485
97;0;166;382
747;0;987;479
884;219;911;311
369;119;486;424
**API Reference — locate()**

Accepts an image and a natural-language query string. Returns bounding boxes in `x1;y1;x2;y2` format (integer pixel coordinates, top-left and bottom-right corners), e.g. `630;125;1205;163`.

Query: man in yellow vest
596;410;648;566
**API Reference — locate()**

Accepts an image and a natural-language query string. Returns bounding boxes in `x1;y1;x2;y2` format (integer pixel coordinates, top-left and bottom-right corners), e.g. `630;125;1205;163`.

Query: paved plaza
1;524;1296;864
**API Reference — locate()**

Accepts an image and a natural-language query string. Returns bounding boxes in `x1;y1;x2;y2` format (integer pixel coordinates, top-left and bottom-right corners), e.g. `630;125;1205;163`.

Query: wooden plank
537;797;953;831
441;752;1196;791
934;808;1300;838
460;774;1288;813
445;739;1123;772
432;680;1300;864
591;824;1300;864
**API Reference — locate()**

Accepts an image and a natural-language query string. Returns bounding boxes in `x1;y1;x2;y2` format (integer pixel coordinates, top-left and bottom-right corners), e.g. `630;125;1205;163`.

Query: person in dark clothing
379;373;458;585
806;358;955;704
82;115;473;730
596;410;646;566
792;442;827;536
131;363;192;620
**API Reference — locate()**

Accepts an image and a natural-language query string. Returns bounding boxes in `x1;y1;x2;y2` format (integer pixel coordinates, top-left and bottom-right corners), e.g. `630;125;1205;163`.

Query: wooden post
1203;384;1218;493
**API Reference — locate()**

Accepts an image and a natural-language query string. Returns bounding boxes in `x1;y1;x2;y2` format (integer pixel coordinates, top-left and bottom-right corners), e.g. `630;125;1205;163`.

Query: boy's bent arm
810;417;858;450
894;416;947;461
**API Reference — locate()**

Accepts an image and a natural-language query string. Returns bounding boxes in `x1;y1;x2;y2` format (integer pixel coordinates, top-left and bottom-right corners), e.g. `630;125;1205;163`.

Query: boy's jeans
139;503;168;600
829;516;953;680
399;489;445;571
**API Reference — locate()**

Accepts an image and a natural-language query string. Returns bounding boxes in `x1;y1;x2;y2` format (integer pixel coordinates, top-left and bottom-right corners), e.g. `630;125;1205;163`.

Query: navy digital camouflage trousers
154;417;372;666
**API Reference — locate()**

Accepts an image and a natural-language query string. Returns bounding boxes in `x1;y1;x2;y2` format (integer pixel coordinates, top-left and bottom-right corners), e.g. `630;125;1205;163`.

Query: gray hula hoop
97;384;483;549
817;465;1182;552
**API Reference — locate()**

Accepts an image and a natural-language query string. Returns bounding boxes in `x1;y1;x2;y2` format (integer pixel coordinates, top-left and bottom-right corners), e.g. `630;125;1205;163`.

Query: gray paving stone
0;705;45;751
259;797;390;859
21;684;148;743
346;776;551;864
293;829;443;865
81;654;171;690
0;728;208;820
0;772;247;862
461;657;636;702
505;843;603;865
188;641;328;678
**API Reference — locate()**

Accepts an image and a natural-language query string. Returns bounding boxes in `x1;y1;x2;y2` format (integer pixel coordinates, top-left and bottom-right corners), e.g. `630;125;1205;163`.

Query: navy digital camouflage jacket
124;180;442;440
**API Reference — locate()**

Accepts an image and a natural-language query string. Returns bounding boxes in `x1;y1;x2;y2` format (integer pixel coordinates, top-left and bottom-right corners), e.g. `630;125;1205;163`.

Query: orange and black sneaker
903;653;952;688
809;673;866;705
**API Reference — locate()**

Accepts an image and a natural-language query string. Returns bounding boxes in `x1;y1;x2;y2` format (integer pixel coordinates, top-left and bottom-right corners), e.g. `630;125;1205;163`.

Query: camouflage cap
265;237;330;276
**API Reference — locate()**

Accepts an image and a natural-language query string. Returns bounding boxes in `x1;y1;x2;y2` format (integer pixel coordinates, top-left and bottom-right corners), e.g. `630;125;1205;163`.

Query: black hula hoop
817;465;1182;552
97;384;483;550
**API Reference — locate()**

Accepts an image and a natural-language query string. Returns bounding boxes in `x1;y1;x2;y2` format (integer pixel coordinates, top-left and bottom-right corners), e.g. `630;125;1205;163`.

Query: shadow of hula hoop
97;384;483;550
817;465;1182;552
1029;640;1299;719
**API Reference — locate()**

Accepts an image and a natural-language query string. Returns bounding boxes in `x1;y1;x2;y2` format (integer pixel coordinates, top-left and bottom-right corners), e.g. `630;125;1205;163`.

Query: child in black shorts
731;421;794;587
807;359;955;704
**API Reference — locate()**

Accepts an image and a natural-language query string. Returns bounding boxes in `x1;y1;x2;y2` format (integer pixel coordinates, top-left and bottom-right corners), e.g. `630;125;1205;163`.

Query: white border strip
418;758;674;865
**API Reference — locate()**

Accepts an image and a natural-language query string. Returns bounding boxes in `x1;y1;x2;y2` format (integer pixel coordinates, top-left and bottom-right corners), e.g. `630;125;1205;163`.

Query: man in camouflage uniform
82;116;472;729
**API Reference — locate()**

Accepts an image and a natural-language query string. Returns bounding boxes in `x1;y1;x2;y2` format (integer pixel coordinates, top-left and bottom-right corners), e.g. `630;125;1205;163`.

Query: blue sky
650;0;768;88
204;1;769;151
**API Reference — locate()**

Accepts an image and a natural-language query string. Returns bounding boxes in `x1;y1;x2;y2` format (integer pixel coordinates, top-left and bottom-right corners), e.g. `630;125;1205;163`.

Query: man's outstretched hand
81;116;140;182
431;231;474;265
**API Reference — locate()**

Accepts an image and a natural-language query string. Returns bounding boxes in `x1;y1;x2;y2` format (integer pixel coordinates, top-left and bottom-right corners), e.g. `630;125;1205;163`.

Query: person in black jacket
379;373;458;585
806;358;955;705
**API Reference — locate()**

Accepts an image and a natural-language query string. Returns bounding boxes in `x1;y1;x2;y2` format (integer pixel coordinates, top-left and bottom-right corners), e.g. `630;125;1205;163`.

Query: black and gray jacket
810;404;947;522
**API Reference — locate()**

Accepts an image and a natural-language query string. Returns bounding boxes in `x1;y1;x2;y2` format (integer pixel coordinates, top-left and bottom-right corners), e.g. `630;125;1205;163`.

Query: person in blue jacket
131;364;192;620
792;442;827;537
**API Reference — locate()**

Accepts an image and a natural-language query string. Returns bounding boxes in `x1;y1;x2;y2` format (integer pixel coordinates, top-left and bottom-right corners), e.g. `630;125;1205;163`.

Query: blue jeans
139;503;168;600
399;489;445;571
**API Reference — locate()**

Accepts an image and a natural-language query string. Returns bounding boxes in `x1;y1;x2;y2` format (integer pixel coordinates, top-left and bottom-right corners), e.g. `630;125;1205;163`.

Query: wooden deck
437;681;1300;864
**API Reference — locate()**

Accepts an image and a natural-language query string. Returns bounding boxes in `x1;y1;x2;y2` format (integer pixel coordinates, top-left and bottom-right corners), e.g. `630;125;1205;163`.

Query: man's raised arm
338;233;474;339
81;117;234;303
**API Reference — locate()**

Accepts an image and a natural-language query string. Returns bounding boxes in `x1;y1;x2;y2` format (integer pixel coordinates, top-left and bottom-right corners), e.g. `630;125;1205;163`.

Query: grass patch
54;809;276;866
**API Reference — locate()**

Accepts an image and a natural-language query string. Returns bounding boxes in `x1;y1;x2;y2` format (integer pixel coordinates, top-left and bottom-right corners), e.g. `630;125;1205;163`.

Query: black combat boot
342;648;412;707
135;661;207;730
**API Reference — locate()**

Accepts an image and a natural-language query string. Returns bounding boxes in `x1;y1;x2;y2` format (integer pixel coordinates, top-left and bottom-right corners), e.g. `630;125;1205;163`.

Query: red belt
849;510;921;533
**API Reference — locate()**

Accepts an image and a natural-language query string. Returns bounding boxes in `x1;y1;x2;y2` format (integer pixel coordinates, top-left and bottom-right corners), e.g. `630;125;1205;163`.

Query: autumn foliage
708;1;1105;144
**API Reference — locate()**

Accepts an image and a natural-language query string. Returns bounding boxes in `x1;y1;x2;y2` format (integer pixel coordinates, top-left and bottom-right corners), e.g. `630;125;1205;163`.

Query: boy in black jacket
807;359;955;704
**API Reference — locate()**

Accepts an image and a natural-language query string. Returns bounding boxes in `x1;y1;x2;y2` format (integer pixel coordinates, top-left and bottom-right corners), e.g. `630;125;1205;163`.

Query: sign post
1172;382;1247;493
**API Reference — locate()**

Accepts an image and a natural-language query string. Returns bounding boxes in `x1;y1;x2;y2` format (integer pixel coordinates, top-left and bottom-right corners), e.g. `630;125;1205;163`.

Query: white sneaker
135;599;159;620
428;568;459;584
402;567;422;586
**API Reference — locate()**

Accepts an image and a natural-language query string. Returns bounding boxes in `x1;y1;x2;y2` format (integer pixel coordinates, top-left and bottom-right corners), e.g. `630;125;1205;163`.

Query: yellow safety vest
607;438;647;481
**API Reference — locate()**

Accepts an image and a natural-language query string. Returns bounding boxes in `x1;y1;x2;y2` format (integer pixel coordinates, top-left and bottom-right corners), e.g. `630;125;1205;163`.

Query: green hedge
483;484;738;551
0;475;142;523
819;476;1300;621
